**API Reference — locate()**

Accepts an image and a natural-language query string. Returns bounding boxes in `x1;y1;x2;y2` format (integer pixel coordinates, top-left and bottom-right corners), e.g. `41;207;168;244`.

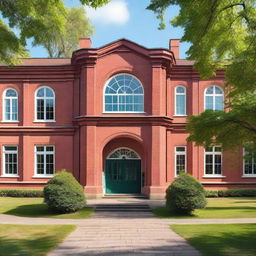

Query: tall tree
148;0;256;151
0;0;109;64
36;7;93;58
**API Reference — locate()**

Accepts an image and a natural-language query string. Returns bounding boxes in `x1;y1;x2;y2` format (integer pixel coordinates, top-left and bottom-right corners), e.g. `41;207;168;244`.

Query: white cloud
85;0;129;26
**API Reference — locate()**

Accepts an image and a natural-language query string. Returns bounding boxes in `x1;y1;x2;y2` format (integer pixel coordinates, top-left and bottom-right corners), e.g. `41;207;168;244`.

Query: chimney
79;38;92;48
169;39;180;59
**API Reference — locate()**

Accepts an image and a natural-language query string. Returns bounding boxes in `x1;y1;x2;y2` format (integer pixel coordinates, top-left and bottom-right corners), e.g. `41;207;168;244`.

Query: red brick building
0;38;255;199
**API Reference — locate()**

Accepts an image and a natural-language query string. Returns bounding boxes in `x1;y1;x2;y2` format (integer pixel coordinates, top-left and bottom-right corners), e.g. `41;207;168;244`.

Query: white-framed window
34;146;55;177
35;86;55;121
3;88;18;121
204;146;222;176
243;147;256;177
2;146;18;176
104;73;144;113
175;146;186;176
175;86;186;115
205;85;224;111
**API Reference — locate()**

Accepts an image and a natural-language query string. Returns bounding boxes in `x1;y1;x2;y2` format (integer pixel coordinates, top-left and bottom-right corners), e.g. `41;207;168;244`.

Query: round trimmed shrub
166;173;207;214
44;170;86;213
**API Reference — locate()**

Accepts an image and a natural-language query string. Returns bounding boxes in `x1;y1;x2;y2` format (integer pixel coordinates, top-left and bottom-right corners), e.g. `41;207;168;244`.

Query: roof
0;58;71;66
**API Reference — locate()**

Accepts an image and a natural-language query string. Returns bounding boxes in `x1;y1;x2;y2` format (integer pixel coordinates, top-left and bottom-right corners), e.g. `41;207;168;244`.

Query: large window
35;87;55;121
205;86;224;111
2;146;18;176
35;146;55;176
175;146;186;176
243;148;256;176
104;74;144;112
205;146;222;176
175;86;186;115
3;88;18;121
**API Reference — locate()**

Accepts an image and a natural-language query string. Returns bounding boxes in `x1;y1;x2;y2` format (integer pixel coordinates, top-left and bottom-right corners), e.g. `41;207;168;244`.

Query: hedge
205;188;256;197
0;189;43;197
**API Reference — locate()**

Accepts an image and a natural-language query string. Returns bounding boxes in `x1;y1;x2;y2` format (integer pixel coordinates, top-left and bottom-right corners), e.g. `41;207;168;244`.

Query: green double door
105;159;141;194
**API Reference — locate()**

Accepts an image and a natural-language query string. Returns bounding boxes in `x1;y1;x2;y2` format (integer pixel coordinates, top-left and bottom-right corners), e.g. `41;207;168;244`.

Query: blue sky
28;0;189;59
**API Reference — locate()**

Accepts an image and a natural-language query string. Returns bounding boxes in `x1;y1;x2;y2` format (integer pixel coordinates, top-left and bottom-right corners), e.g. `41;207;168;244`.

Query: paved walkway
1;198;256;256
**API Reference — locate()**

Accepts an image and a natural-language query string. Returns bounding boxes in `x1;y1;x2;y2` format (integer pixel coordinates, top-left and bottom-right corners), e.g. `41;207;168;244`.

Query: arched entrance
105;148;141;194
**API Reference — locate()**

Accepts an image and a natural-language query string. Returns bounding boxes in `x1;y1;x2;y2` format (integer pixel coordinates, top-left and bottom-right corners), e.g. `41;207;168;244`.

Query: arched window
104;74;144;112
3;88;18;121
175;86;186;115
35;87;55;121
107;148;140;159
205;86;224;111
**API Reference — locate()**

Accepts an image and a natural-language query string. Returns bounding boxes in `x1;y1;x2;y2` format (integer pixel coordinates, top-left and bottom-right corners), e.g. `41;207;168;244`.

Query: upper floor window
243;147;256;177
205;86;224;111
3;89;18;121
175;86;186;115
35;87;55;121
104;74;144;113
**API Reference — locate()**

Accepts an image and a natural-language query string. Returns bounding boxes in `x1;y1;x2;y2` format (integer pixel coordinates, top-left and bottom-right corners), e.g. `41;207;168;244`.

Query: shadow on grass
5;204;94;219
153;207;195;218
0;235;63;256
172;224;256;256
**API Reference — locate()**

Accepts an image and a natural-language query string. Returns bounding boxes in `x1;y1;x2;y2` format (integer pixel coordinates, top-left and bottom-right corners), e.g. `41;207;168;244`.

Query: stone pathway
1;198;256;256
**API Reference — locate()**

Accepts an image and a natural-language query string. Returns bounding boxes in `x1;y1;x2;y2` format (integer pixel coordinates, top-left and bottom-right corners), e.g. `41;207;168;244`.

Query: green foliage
148;0;256;152
44;170;86;213
166;173;207;214
211;188;256;197
36;6;93;57
0;0;106;64
0;189;43;197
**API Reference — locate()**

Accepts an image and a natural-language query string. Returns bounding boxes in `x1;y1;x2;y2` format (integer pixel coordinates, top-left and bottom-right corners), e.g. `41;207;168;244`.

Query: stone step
103;194;147;199
94;203;152;212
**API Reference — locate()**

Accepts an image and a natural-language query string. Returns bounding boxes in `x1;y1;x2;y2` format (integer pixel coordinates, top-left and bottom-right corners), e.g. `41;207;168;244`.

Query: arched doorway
105;148;141;194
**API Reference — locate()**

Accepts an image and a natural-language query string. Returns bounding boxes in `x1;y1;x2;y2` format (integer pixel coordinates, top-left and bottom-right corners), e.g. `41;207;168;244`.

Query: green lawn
154;197;256;218
171;224;256;256
0;197;94;219
0;224;75;256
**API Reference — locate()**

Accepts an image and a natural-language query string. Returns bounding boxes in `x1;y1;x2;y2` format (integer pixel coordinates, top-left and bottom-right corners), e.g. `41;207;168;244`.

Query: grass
153;197;256;218
0;224;75;256
0;197;94;219
171;223;256;256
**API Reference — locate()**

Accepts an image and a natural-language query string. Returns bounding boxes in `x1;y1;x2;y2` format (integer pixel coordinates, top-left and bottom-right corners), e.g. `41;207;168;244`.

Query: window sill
242;175;256;178
202;175;226;178
33;120;56;123
1;175;19;178
1;121;19;123
32;175;54;178
102;112;146;114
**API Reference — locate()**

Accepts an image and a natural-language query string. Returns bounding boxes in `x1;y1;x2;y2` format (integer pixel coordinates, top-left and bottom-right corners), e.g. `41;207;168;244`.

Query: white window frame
103;73;145;113
174;86;187;116
174;146;187;176
33;145;55;178
2;88;18;122
204;146;225;177
34;86;56;122
243;147;256;177
204;85;224;111
2;145;19;177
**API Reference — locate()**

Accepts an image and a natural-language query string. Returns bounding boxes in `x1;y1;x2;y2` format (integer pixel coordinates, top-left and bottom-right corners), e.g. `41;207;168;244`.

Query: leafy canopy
0;0;109;63
148;0;256;151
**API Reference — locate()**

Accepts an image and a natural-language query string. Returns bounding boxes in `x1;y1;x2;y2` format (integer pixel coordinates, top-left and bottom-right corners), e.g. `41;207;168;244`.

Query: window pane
206;87;214;94
45;88;54;97
6;89;17;97
176;86;185;93
37;99;44;120
37;88;45;97
46;99;54;120
176;95;185;115
215;96;224;110
205;155;213;174
176;147;185;152
205;96;213;110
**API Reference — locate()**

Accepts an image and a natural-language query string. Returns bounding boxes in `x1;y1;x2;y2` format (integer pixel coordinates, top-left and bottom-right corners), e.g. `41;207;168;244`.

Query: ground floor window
175;146;186;176
205;146;222;176
3;146;18;176
35;146;54;176
244;148;256;176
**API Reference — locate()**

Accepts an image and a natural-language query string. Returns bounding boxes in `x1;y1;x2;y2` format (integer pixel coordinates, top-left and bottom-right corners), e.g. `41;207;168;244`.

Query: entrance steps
102;194;147;199
94;203;151;212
